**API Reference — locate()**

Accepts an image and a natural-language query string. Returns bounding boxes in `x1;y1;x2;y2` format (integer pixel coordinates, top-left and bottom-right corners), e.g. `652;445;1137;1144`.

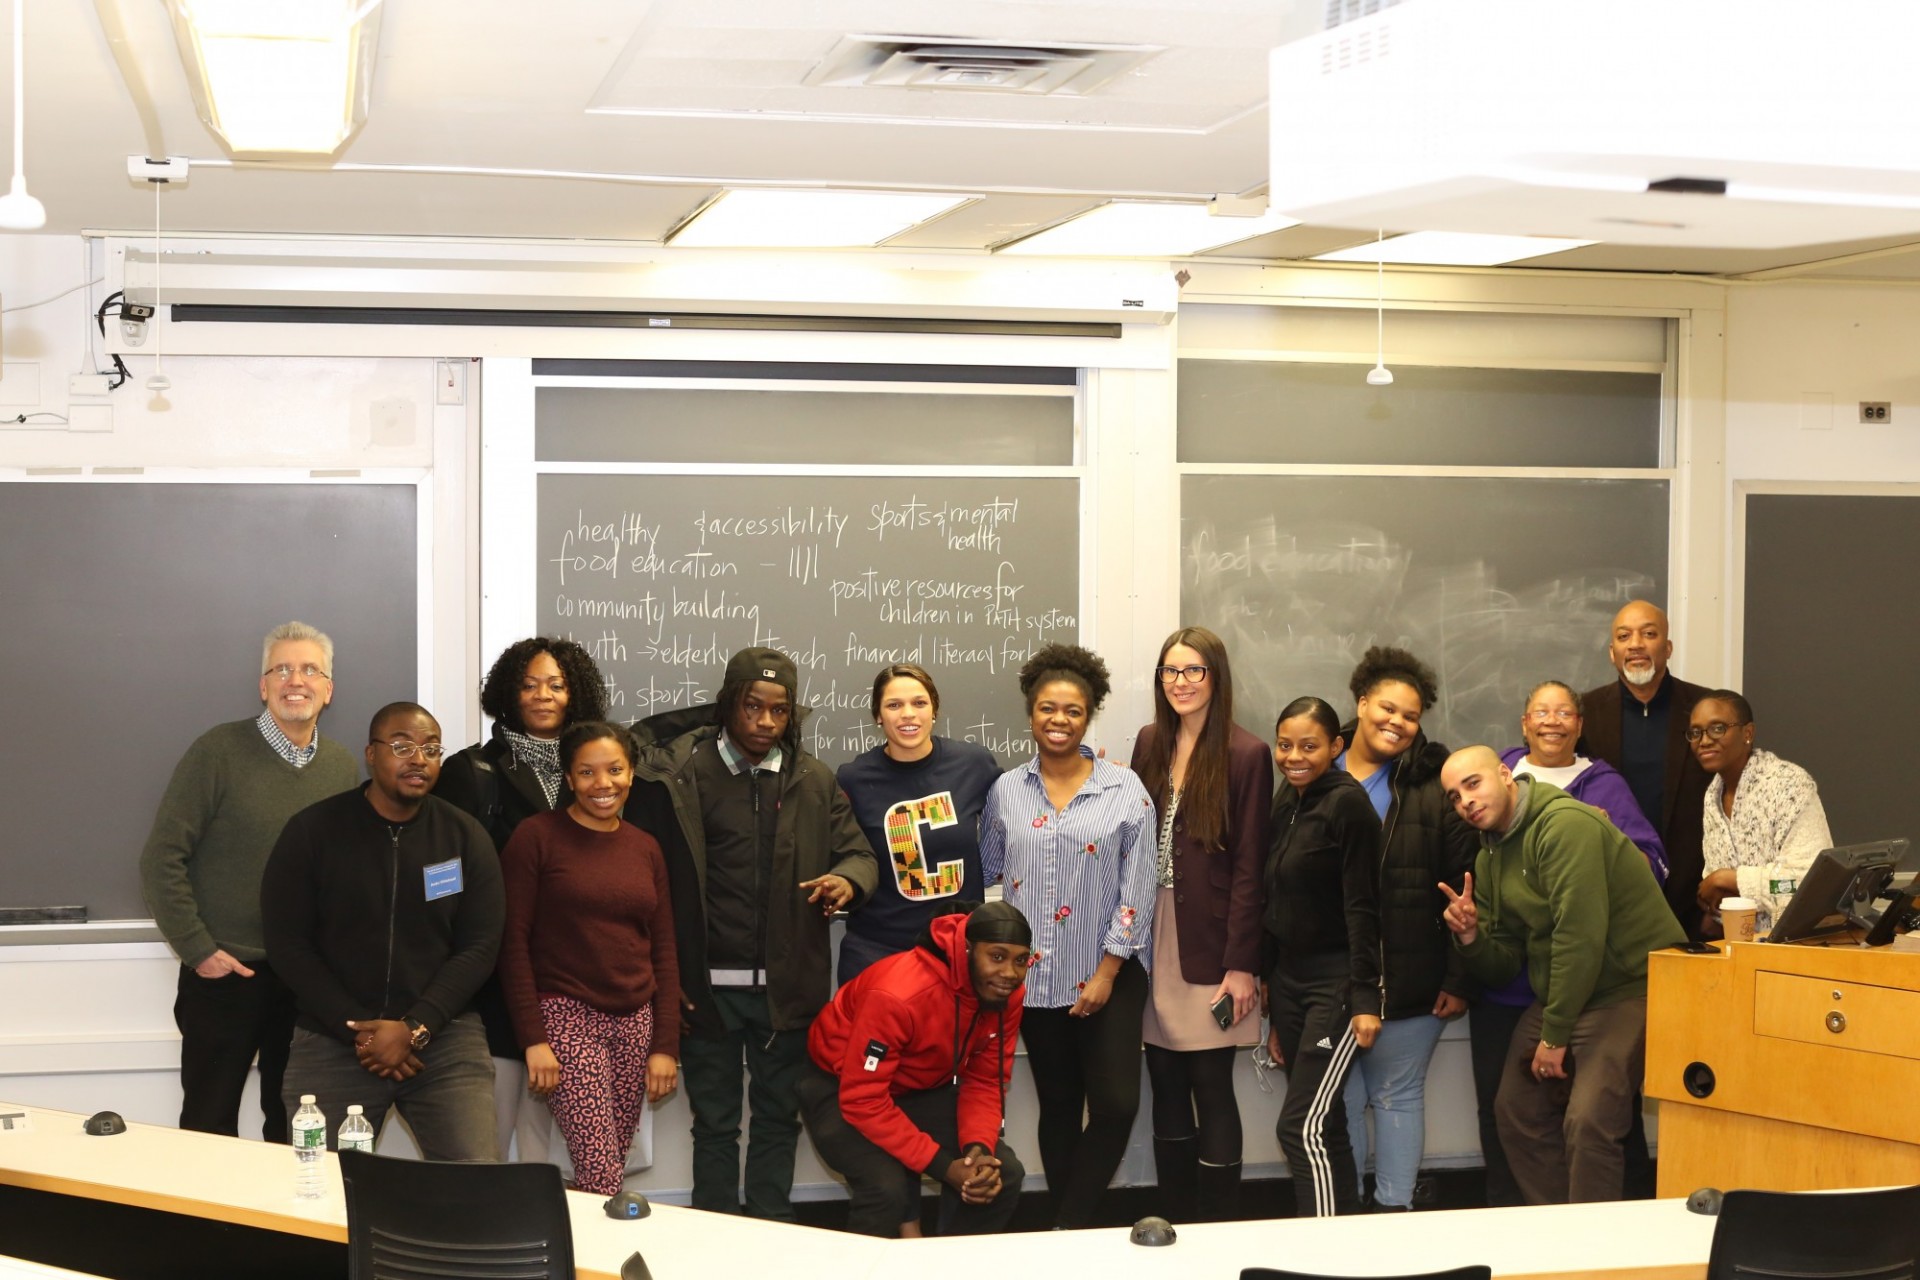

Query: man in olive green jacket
1438;746;1683;1205
627;646;876;1222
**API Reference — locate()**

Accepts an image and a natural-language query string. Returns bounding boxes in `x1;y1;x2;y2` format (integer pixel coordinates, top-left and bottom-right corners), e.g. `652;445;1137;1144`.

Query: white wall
1724;279;1920;485
13;231;1895;1199
1717;279;1920;680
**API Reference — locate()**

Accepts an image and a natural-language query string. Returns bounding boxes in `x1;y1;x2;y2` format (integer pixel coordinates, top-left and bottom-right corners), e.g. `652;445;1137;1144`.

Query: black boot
1195;1158;1242;1223
1153;1136;1198;1224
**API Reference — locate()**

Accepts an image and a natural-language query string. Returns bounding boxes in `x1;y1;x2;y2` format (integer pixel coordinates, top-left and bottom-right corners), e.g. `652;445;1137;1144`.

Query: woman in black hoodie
1335;646;1478;1211
1262;695;1381;1218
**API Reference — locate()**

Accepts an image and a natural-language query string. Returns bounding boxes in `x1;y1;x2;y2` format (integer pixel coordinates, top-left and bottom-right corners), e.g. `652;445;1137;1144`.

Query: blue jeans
1343;1013;1445;1208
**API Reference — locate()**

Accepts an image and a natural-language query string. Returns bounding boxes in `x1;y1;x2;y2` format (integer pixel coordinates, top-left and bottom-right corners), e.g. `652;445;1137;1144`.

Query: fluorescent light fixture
165;0;382;156
1315;231;1594;266
999;202;1298;256
668;190;972;248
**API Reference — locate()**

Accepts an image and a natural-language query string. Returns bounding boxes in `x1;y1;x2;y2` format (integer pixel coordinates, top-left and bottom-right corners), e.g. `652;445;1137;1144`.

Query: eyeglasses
1526;707;1580;722
266;663;331;682
1684;721;1748;744
1156;664;1210;685
371;740;445;760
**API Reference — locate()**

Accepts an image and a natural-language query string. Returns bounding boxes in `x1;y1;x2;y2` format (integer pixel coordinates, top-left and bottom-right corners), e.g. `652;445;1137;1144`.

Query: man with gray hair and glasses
141;621;358;1141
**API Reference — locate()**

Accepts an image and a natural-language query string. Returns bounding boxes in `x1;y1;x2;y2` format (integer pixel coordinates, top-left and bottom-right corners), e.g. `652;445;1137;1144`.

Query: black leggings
1019;958;1148;1228
1144;1043;1241;1165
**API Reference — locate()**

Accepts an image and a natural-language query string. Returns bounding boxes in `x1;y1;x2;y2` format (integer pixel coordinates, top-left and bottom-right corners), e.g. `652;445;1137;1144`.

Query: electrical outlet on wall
1861;401;1893;423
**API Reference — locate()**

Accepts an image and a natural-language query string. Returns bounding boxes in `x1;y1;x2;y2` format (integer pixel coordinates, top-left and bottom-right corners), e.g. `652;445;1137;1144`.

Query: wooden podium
1646;940;1920;1196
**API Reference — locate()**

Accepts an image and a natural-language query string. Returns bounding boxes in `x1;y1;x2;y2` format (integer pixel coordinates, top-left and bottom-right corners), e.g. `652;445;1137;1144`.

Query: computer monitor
1766;839;1913;945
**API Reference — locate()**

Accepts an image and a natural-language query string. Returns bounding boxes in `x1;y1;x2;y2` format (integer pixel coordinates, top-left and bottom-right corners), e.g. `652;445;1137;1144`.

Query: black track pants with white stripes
1270;960;1363;1217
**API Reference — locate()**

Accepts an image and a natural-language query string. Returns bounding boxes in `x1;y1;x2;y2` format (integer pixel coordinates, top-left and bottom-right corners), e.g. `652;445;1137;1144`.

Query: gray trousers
1495;997;1646;1205
282;1012;497;1161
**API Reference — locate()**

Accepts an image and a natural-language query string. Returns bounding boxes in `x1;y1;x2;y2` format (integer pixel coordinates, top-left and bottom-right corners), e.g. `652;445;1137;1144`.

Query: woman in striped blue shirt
980;643;1159;1229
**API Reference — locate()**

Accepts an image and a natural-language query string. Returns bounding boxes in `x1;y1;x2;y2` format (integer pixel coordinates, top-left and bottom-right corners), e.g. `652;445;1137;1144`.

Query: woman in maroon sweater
497;721;680;1195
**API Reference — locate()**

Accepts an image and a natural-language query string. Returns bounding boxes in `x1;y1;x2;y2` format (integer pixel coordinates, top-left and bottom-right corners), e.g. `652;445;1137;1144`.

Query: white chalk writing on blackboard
539;479;1077;767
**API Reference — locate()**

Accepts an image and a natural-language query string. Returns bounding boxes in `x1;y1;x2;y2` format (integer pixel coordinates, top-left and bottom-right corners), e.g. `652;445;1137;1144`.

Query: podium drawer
1754;971;1920;1059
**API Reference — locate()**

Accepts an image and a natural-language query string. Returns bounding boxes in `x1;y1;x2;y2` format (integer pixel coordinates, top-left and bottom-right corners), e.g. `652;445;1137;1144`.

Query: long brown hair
1137;626;1234;851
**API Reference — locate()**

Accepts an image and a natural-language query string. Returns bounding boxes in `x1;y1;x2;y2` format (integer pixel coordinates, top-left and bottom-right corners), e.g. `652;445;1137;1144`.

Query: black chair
1242;1269;1490;1280
340;1149;574;1280
1707;1184;1920;1280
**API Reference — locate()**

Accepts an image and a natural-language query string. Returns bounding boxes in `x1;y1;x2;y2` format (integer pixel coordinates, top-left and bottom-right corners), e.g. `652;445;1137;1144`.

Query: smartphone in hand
1210;992;1235;1030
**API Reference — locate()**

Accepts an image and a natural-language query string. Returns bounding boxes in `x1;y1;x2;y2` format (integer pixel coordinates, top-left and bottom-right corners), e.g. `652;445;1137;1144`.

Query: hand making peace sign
1438;870;1478;946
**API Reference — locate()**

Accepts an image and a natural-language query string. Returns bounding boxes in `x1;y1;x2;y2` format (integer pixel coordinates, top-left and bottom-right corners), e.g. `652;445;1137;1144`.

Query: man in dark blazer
1580;600;1711;939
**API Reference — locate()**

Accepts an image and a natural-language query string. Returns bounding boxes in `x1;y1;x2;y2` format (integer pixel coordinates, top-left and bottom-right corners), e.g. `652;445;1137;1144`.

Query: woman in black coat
1334;646;1477;1211
437;636;610;1163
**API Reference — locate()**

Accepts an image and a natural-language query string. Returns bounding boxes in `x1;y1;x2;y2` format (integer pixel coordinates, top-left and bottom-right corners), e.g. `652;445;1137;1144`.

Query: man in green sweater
139;622;358;1141
1438;745;1683;1205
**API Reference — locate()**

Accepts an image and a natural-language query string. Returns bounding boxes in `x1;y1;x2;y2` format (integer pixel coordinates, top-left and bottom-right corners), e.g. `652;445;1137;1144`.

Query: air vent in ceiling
1324;0;1407;27
1318;0;1406;73
805;34;1161;96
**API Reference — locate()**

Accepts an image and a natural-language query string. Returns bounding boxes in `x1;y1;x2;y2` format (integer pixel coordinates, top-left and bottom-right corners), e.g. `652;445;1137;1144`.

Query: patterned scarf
503;727;563;808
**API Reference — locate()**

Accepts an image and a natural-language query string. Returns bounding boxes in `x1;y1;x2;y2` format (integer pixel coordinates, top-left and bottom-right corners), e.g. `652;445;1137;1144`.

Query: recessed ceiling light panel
1315;231;1594;266
999;202;1299;257
165;0;381;157
668;190;973;248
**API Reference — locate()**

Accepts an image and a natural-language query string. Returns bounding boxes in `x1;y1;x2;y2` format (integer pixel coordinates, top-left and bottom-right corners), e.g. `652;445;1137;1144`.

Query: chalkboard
0;481;418;925
1181;475;1669;752
1744;491;1915;845
1178;361;1664;468
536;474;1079;764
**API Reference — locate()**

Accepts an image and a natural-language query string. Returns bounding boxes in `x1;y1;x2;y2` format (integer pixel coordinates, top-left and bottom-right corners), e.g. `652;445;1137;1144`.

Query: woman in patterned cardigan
1688;689;1833;937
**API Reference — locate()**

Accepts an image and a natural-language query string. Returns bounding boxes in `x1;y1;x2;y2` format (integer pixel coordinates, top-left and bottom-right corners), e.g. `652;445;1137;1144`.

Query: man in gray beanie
628;646;877;1221
798;902;1031;1237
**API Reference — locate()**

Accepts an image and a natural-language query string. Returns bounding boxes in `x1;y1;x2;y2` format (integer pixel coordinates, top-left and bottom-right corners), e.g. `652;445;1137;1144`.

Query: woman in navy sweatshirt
835;663;1002;985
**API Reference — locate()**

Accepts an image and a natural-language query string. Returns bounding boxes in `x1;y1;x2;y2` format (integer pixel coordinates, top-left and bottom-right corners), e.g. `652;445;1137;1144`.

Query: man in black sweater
261;702;504;1159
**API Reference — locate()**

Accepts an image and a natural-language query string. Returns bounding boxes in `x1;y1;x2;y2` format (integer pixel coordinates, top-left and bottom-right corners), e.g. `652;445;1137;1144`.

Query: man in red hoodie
801;901;1030;1238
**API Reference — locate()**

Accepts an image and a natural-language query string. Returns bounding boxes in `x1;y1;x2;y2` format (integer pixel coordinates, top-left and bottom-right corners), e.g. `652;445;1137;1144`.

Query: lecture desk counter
0;1101;868;1280
0;1101;1721;1280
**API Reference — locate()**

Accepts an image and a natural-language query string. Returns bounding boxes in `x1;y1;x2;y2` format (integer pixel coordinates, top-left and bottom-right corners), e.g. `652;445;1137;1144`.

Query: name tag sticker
423;859;464;901
0;1110;32;1133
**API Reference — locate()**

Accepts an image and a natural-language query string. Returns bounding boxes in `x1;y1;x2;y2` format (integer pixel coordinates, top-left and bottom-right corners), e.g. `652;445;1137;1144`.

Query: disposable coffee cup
1721;897;1758;943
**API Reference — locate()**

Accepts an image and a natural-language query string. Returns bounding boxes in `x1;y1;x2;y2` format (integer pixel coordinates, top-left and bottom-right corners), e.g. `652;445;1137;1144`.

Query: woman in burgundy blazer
1129;626;1273;1223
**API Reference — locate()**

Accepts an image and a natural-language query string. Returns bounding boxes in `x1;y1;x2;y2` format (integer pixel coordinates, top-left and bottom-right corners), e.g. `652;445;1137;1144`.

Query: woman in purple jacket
1130;626;1272;1222
1478;678;1667;1204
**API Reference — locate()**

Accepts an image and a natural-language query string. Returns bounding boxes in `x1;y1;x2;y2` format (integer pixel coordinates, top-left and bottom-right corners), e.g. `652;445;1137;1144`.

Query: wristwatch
404;1017;431;1050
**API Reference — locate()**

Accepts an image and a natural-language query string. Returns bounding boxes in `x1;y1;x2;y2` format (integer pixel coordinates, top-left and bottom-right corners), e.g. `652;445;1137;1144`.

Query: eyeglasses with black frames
1684;721;1748;744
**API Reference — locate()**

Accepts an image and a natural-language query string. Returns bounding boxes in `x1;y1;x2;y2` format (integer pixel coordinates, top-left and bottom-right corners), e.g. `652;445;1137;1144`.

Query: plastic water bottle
291;1094;327;1199
338;1104;374;1156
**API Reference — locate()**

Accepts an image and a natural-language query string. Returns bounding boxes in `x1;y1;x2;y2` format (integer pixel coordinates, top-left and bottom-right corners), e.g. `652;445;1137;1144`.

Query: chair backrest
341;1149;575;1280
1707;1185;1920;1280
1241;1268;1492;1280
